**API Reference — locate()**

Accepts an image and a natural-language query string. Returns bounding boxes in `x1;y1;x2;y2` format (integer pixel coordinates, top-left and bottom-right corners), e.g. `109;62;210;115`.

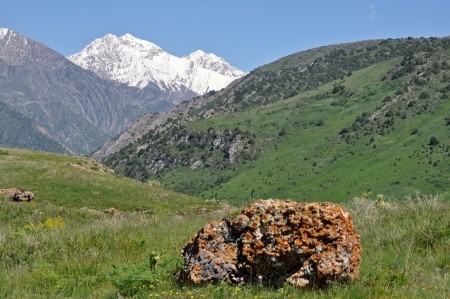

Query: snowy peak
0;28;25;45
77;33;163;56
116;33;164;56
0;28;10;39
68;33;245;97
68;33;166;86
184;50;245;78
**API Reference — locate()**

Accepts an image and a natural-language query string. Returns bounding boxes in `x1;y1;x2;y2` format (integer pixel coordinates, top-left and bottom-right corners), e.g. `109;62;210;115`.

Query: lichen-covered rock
179;199;362;287
0;188;34;202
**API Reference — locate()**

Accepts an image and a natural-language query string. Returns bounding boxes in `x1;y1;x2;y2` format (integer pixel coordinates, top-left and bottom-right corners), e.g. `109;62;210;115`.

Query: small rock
0;188;34;202
190;160;204;169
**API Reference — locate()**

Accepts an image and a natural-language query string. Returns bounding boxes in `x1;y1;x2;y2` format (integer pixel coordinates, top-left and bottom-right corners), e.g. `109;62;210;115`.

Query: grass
0;148;225;297
0;148;216;214
0;199;222;298
0;148;449;298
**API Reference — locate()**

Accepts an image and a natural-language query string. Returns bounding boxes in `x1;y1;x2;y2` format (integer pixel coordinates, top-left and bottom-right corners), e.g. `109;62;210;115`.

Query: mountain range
0;28;243;154
100;36;450;203
1;29;448;298
2;27;449;203
0;28;140;154
68;33;245;104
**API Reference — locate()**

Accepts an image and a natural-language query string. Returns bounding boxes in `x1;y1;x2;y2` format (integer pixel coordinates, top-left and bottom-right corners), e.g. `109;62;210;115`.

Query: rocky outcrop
0;188;34;202
179;199;362;288
103;119;258;180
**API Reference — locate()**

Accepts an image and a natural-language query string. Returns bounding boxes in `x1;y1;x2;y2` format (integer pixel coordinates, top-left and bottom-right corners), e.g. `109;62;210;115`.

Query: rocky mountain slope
0;101;67;153
101;37;450;203
94;38;439;159
0;28;149;154
69;33;245;105
0;29;243;155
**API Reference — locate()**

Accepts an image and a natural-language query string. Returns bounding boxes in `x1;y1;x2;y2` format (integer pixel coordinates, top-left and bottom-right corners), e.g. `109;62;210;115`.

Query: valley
0;31;449;298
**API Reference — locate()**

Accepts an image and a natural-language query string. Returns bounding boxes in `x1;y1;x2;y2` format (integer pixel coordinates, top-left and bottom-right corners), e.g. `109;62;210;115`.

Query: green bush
429;136;439;146
419;91;430;99
110;253;181;297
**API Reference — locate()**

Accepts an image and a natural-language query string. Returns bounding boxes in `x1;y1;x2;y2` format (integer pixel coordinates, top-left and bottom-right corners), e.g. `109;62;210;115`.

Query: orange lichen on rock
179;199;362;288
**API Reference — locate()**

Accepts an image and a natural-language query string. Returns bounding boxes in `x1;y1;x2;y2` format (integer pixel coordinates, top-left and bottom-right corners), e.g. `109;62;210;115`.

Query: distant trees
429;136;439;146
419;91;430;99
332;85;345;94
278;128;287;137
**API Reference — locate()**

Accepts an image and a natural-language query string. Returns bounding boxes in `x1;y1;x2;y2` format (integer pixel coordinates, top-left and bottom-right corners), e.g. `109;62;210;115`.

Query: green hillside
0;148;448;297
198;56;450;203
0;147;213;213
0;148;222;297
105;37;450;205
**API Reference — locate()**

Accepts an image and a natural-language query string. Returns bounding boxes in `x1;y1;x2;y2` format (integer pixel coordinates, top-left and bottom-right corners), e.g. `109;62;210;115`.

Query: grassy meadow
0;148;449;298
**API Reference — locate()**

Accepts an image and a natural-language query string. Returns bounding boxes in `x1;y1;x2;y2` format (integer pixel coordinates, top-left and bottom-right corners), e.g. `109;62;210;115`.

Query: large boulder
0;188;34;202
179;199;362;287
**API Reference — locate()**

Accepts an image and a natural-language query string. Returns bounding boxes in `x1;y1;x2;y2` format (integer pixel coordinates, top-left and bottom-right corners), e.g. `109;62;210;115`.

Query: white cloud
368;4;378;21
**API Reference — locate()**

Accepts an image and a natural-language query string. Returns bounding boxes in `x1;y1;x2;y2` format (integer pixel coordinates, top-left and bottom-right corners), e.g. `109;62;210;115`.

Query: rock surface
179;199;362;287
104;207;124;218
0;188;34;202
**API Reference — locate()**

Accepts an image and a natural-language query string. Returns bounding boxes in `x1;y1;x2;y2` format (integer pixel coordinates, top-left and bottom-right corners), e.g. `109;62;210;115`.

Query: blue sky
1;0;449;71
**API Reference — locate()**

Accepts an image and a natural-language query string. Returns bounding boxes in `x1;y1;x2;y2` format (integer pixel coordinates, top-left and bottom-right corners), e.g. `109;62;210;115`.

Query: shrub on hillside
110;252;181;297
429;137;439;146
419;91;430;99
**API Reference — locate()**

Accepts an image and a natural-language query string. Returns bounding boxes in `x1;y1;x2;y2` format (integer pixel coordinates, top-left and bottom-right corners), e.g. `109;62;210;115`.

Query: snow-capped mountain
0;28;148;155
183;50;244;78
69;33;245;98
